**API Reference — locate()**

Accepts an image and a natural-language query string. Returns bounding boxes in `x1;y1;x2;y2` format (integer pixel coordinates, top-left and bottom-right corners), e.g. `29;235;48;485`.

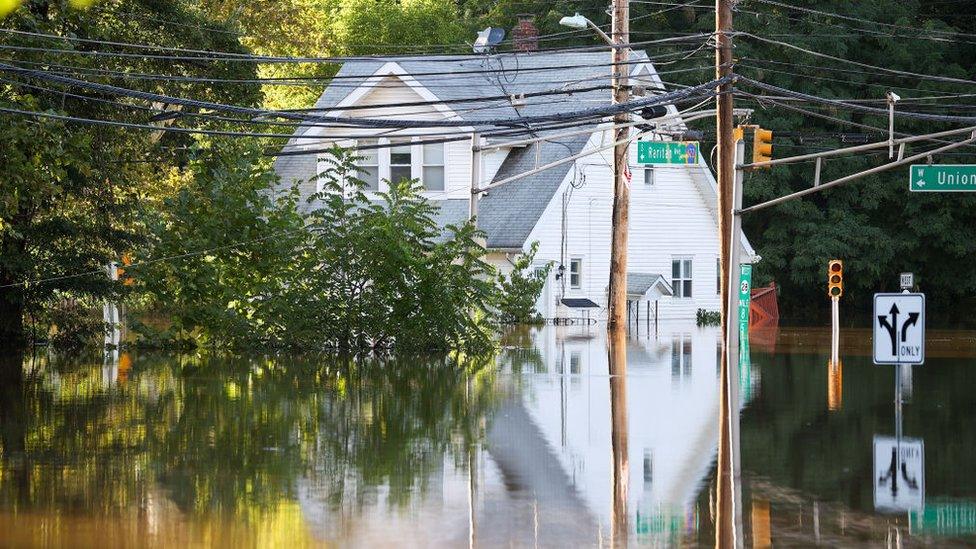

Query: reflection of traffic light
828;259;843;298
753;127;773;164
828;359;843;412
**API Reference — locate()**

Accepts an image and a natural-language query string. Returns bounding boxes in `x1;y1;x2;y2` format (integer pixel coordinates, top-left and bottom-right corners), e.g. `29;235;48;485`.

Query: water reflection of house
493;324;728;544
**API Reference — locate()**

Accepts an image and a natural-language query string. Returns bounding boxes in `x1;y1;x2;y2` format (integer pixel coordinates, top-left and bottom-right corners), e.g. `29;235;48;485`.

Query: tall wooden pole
715;0;737;547
607;0;631;353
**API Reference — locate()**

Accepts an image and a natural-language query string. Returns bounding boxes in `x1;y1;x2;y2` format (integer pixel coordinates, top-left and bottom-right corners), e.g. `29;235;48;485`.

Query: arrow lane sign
873;293;925;365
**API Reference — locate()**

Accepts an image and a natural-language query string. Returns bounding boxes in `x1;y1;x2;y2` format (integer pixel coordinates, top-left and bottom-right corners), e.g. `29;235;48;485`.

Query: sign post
637;141;700;165
873;293;925;365
910;164;976;192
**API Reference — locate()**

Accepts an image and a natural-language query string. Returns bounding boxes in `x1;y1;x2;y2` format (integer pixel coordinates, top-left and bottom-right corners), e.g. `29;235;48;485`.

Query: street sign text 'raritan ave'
874;293;925;365
910;164;976;192
637;141;699;165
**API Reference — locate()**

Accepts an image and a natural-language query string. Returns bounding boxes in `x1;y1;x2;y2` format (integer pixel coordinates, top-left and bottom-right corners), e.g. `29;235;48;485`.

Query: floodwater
1;324;975;547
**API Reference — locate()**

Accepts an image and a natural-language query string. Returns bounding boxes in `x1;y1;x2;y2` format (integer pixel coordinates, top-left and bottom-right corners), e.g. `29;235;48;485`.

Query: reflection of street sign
873;293;925;365
900;272;914;290
910;501;976;536
874;435;925;512
637;141;699;165
910;164;976;192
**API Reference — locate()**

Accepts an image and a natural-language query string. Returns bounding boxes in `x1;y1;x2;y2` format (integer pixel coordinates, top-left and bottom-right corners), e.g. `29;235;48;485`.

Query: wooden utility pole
606;0;630;348
715;1;737;548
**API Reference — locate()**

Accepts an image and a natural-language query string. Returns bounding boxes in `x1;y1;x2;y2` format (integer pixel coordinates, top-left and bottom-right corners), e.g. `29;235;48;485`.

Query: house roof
275;50;660;249
561;298;601;308
627;273;673;297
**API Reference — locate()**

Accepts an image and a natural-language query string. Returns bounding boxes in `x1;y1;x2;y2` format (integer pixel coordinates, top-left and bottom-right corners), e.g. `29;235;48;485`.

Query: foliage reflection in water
6;325;976;546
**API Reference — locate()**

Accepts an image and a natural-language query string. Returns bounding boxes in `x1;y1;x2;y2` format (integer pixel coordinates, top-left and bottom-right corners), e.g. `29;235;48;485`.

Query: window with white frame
672;257;693;298
422;142;445;191
389;140;413;184
644;167;654;186
570;258;582;289
354;139;379;190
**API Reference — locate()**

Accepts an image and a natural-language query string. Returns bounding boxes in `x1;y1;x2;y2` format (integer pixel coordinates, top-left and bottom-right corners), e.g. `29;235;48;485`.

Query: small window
672;258;692;298
570;352;581;374
422;142;445;191
354;139;379;190
570;258;582;289
644;167;654;186
533;266;547;280
390;140;413;184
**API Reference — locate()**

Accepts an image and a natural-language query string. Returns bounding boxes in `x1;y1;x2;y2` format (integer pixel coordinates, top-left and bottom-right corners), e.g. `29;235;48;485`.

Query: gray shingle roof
273;50;658;249
627;272;673;296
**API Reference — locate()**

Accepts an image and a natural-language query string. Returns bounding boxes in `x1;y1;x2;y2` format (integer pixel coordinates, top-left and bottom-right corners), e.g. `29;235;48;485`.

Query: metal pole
738;134;976;215
831;296;840;365
469;132;481;221
607;0;631;347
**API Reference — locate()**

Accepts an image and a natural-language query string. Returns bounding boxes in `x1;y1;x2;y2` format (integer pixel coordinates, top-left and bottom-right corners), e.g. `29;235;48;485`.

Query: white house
273;50;756;321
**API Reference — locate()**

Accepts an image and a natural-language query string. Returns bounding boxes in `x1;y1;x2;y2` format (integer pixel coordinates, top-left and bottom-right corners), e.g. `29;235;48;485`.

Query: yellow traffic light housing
733;126;744;143
753;127;773;164
827;259;843;298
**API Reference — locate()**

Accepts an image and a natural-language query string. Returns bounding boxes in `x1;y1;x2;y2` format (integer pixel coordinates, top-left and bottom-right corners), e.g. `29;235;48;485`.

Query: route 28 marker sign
873;293;925;365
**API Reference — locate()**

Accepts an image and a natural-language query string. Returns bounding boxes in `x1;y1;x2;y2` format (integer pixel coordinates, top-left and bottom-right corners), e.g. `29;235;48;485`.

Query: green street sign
910;501;976;536
910;164;976;192
738;264;753;400
637;141;700;165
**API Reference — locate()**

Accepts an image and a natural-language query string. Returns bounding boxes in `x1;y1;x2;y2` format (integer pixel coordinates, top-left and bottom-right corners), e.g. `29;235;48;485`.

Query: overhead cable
0;61;729;129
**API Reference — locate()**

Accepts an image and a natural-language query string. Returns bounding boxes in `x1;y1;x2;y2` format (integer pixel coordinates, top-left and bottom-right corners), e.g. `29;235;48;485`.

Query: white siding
524;130;732;321
301;76;477;202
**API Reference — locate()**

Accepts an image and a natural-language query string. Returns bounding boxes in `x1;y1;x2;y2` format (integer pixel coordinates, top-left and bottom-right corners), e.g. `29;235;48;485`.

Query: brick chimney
513;14;539;52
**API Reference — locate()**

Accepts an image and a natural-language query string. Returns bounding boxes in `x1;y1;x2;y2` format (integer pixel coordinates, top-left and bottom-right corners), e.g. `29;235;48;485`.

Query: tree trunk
0;283;26;353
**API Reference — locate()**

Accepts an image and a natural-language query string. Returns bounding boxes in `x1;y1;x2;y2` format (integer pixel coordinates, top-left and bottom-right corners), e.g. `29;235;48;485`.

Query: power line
0;61;729;129
734;32;976;87
750;0;976;40
737;76;976;124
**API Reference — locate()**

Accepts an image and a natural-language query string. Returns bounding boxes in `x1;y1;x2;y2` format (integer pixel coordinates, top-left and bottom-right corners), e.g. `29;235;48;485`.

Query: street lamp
560;9;631;341
558;13;613;46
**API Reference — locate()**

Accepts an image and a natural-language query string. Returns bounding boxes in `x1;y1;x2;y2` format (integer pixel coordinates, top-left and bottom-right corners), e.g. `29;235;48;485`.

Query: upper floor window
672;257;692;298
390;140;413;184
422;142;445;191
644;167;654;186
355;139;379;191
570;258;582;289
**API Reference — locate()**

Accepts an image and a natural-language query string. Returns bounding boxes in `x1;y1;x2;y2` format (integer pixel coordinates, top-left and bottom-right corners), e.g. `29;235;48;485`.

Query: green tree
496;242;550;324
0;0;264;353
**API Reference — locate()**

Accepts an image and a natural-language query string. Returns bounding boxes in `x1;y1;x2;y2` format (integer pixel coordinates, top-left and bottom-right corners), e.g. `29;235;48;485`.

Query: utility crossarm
739;125;976;170
737;130;976;215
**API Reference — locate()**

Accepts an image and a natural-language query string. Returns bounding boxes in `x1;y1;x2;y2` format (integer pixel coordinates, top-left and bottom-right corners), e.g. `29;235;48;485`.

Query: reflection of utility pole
609;329;629;544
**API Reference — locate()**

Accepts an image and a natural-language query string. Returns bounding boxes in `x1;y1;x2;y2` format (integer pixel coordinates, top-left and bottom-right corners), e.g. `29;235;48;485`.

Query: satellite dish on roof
473;27;506;53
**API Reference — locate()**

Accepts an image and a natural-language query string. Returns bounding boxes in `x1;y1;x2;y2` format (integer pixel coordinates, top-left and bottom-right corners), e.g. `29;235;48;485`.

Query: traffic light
753;127;773;164
733;126;744;142
827;259;843;298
